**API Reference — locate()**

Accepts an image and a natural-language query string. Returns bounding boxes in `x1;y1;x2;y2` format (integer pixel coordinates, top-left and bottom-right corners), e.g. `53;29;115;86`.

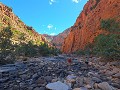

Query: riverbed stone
46;81;69;90
98;82;112;90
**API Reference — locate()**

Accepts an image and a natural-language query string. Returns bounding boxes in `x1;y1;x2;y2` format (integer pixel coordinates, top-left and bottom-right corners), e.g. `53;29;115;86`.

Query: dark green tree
0;26;14;64
15;41;37;57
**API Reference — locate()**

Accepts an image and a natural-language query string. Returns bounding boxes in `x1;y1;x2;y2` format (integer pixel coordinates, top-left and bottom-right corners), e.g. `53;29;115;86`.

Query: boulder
98;82;112;90
66;75;76;83
112;73;120;79
46;81;69;90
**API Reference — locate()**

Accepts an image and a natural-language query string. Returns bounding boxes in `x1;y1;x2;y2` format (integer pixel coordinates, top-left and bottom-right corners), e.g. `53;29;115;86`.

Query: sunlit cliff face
62;0;120;53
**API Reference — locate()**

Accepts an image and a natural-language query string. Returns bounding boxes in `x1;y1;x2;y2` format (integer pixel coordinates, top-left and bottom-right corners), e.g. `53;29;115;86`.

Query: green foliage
75;18;120;61
18;19;23;23
0;26;15;64
3;16;10;24
18;33;25;41
0;27;13;52
74;50;86;56
15;41;60;57
101;19;120;32
0;23;2;26
93;34;120;60
15;41;37;57
38;43;50;56
92;18;120;60
38;43;59;56
12;30;23;35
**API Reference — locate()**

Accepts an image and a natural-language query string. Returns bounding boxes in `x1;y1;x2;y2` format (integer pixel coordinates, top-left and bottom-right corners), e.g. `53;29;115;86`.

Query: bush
100;19;120;32
92;18;120;60
93;34;120;60
15;42;60;57
15;41;37;57
38;43;59;56
74;50;86;56
0;26;15;64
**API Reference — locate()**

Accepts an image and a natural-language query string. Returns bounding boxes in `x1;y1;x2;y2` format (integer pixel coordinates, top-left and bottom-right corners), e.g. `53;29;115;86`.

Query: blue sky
0;0;88;35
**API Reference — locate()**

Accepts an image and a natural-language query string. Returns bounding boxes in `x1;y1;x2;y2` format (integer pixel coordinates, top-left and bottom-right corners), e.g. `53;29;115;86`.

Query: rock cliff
51;28;70;49
0;3;47;45
43;28;70;49
62;0;120;53
43;34;55;42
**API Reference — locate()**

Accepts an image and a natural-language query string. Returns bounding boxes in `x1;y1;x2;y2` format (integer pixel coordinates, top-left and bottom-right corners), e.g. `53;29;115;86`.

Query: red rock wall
62;0;120;53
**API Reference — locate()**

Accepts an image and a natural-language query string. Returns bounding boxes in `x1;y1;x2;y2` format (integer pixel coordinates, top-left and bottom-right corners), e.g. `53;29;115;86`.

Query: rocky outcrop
62;0;120;53
0;2;47;45
43;34;55;42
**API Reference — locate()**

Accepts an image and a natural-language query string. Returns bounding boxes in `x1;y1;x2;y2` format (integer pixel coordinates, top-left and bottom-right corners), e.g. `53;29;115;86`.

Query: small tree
0;26;14;64
38;43;50;56
15;41;37;57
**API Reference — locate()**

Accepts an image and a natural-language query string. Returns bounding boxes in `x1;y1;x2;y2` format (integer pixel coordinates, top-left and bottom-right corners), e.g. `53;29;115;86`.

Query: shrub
74;50;86;56
37;43;60;56
93;34;120;60
100;19;120;32
92;18;120;60
0;26;15;64
15;41;37;57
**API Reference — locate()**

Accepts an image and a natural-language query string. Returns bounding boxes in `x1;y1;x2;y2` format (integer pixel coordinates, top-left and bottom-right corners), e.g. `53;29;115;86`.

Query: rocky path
0;55;120;90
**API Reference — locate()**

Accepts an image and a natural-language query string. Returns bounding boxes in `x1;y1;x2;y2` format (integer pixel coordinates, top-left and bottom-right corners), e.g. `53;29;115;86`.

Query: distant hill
43;28;70;49
51;28;70;49
0;2;47;45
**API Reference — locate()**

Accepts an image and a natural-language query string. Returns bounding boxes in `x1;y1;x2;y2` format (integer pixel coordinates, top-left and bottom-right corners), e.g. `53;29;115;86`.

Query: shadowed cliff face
62;0;120;53
0;3;47;45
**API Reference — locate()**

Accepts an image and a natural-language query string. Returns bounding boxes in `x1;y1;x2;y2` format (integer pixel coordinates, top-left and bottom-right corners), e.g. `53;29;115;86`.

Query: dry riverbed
0;55;120;90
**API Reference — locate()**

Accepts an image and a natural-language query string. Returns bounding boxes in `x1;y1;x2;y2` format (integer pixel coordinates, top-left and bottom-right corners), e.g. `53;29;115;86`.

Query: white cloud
55;27;56;30
47;24;53;30
51;0;55;2
49;2;52;5
49;0;56;5
72;0;81;3
50;33;56;36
